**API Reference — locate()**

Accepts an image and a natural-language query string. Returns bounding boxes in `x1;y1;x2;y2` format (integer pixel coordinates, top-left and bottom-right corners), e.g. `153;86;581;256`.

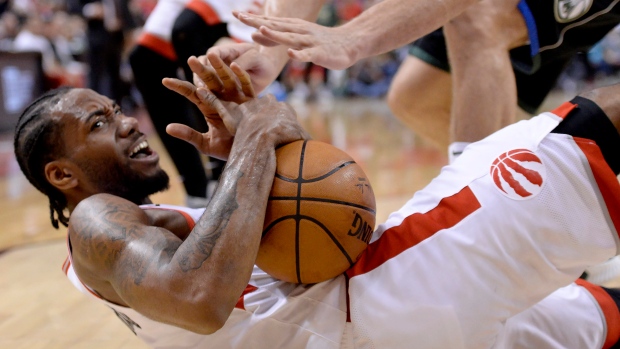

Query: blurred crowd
0;0;155;110
1;0;620;109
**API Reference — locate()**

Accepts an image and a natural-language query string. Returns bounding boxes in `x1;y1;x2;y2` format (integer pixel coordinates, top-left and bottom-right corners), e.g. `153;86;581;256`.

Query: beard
80;159;170;204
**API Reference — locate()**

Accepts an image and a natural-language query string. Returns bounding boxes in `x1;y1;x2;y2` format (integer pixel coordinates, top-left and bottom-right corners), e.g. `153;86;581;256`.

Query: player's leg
128;0;211;206
348;98;620;349
171;1;230;193
444;0;527;145
171;1;229;84
495;280;620;349
129;44;210;204
386;30;452;151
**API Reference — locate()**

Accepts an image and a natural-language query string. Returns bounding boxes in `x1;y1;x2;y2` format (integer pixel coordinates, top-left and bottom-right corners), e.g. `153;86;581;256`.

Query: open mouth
129;140;154;159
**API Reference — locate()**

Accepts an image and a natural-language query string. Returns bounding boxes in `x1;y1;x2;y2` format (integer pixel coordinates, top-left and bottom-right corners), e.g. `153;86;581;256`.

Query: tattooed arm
69;95;308;334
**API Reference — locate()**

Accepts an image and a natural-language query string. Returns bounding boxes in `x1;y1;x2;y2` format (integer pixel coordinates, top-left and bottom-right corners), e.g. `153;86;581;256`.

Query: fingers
166;123;207;151
258;26;311;49
207;51;239;93
196;88;239;134
162;78;198;100
207;42;256;65
250;32;281;47
231;62;256;97
188;56;223;92
236;12;308;32
163;78;221;118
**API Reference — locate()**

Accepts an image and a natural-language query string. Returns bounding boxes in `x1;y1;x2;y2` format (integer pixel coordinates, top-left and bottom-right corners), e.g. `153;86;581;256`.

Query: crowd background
0;0;619;130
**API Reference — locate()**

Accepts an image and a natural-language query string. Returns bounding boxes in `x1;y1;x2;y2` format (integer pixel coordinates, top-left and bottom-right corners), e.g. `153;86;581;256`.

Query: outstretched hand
234;11;359;70
162;53;256;160
205;42;287;94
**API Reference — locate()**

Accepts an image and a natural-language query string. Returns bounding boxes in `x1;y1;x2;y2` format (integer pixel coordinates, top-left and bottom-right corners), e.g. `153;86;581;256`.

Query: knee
446;3;527;49
386;71;429;123
386;79;408;117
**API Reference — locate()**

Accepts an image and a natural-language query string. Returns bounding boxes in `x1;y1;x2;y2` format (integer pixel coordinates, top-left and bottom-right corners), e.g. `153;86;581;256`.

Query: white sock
448;142;471;165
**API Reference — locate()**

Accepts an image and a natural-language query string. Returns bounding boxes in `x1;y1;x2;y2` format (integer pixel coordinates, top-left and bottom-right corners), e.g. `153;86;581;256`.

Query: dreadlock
14;86;74;229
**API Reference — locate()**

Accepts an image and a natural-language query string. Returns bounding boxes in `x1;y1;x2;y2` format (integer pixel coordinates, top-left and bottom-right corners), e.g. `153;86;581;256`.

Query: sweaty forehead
50;88;114;121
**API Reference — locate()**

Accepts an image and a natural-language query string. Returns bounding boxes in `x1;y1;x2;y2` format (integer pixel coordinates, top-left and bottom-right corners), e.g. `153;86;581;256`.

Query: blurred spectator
346;51;401;98
588;25;620;79
0;11;21;50
12;14;83;88
78;0;135;103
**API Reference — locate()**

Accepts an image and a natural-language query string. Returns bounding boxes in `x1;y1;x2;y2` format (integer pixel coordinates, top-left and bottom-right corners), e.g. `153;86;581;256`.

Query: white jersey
139;0;261;60
64;102;620;348
64;204;351;349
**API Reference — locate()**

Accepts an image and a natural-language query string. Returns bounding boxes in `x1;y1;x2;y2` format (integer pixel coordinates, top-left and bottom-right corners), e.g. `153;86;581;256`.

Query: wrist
259;45;290;72
338;23;367;64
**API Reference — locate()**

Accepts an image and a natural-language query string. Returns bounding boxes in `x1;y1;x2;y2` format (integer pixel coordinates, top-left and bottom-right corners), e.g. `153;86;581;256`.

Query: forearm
343;0;477;62
171;132;277;327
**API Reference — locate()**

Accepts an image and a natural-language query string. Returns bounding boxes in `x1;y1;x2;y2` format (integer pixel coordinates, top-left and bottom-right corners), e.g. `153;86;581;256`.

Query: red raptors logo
490;149;546;200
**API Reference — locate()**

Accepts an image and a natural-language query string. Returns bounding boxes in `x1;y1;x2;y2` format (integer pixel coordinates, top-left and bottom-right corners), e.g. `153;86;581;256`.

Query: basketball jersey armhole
141;207;196;230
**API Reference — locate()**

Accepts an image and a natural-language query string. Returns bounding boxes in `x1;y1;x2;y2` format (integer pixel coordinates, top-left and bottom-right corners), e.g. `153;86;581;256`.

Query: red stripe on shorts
347;186;480;277
575;279;620;349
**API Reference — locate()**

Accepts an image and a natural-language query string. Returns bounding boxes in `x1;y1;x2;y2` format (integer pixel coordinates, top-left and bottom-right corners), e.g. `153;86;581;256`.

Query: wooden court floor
1;94;619;348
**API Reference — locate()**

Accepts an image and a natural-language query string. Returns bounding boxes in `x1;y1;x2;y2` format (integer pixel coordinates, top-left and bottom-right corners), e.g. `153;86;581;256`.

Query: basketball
257;140;376;284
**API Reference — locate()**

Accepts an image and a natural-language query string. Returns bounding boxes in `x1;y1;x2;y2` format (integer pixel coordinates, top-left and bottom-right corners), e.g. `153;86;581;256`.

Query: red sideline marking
347;187;480;277
575;279;620;349
574;137;620;242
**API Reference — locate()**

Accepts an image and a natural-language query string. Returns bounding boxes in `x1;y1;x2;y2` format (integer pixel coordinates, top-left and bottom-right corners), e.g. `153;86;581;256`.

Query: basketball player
14;56;620;347
128;0;263;207
210;0;620;283
387;0;620;153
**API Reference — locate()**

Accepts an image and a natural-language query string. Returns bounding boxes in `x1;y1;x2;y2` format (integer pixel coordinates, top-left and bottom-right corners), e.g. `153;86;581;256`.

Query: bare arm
70;95;308;334
205;0;326;93
237;0;479;70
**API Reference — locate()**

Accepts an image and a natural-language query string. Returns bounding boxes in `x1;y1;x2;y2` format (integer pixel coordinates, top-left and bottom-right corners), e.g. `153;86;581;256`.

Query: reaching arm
205;0;326;93
237;0;479;70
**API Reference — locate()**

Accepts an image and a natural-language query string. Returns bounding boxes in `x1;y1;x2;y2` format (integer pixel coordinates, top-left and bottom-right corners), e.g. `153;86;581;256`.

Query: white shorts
347;101;620;348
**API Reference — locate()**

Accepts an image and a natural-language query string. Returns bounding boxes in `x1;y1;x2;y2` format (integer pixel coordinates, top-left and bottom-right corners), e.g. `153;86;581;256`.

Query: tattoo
72;196;181;287
178;171;242;272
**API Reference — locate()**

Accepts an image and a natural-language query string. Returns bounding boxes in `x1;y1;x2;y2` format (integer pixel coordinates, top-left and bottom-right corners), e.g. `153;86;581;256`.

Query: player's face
53;88;169;202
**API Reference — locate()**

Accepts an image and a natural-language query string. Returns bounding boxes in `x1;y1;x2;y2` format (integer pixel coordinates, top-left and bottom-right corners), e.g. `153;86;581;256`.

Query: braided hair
14;87;74;229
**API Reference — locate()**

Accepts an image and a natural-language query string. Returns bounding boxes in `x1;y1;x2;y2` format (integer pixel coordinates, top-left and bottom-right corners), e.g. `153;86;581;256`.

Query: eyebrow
83;102;120;123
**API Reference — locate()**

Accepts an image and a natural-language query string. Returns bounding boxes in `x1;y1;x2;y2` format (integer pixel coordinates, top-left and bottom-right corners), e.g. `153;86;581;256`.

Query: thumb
251;31;281;47
288;47;350;70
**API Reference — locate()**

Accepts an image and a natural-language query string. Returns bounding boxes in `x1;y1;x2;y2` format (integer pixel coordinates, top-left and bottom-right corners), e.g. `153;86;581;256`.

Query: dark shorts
552;96;620;175
409;0;620;113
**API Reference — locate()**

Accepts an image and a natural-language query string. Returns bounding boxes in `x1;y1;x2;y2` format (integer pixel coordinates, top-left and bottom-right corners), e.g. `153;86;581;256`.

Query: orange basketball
257;140;376;284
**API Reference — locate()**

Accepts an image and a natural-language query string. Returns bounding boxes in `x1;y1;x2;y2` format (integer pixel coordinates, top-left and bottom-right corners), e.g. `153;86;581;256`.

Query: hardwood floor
1;91;618;348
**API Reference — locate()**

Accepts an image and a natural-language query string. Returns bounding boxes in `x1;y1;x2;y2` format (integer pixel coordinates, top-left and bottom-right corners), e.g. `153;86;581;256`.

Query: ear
44;160;78;191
